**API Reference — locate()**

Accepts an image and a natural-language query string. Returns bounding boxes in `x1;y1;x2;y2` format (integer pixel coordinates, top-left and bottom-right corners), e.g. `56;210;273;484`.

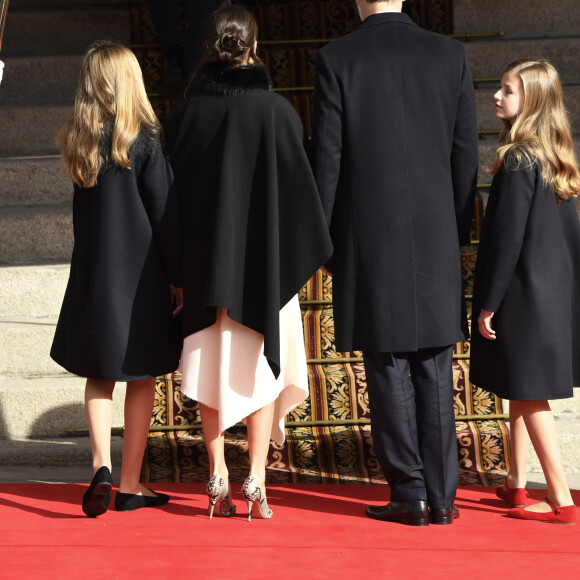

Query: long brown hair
489;59;580;201
205;5;264;68
58;40;159;188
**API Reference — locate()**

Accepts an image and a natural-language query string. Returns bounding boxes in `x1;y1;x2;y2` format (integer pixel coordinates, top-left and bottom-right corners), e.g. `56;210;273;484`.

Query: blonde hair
489;59;580;201
58;40;159;188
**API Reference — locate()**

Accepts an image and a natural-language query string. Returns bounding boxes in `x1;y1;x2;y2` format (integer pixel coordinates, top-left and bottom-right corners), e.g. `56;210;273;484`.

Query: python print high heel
206;474;236;519
241;476;272;522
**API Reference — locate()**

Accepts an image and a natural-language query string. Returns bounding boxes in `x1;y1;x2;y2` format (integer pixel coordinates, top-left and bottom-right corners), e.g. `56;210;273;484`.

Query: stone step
0;264;69;319
0;105;69;157
0;376;126;438
0;438;123;473
3;138;578;266
0;204;72;264
0;85;577;161
454;0;580;39
465;38;580;85
2;8;131;57
10;0;95;8
0;156;71;208
0;317;62;377
0;55;80;106
523;413;580;477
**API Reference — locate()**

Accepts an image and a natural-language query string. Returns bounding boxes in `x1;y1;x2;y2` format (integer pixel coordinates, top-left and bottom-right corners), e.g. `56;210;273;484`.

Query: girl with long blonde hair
51;40;182;517
471;59;580;524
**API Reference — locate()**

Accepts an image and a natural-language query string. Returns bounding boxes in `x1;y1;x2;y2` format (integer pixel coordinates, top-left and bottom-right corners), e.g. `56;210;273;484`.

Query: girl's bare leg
519;399;574;511
85;378;115;474
118;377;157;495
505;400;531;489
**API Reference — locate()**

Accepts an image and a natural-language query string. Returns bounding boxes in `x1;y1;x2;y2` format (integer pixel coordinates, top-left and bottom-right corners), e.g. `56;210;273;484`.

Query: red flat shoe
496;483;528;507
508;498;576;525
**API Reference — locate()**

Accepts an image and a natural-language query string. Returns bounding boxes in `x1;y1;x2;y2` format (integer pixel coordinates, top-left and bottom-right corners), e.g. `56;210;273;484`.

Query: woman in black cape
165;5;332;521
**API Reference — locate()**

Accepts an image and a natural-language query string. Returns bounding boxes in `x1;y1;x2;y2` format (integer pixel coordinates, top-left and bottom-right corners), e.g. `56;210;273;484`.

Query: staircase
0;0;132;466
1;0;579;481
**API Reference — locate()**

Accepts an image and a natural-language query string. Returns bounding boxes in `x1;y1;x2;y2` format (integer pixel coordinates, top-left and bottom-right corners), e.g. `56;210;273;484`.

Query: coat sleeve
312;49;343;227
451;46;479;246
478;163;535;312
138;134;183;287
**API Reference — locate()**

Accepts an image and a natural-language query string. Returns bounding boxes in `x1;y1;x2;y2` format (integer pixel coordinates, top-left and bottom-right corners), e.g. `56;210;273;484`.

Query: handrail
0;0;9;52
65;408;510;436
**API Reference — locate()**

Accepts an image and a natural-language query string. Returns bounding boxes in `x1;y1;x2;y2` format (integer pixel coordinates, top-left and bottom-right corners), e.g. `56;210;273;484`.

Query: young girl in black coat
471;60;580;524
51;41;182;517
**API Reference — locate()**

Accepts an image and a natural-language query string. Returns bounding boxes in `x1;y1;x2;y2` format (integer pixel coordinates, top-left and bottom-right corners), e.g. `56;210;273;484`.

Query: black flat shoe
429;504;460;525
82;466;113;518
114;489;170;512
365;500;429;526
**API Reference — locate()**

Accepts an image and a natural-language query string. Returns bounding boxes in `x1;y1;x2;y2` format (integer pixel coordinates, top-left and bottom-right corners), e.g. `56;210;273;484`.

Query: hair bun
218;32;245;58
206;5;262;68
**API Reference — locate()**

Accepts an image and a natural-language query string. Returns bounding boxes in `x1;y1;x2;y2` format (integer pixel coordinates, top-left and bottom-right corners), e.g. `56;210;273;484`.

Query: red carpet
1;483;579;579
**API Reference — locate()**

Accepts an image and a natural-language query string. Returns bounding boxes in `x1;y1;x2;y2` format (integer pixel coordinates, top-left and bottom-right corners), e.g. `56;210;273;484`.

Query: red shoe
496;483;528;507
508;498;577;525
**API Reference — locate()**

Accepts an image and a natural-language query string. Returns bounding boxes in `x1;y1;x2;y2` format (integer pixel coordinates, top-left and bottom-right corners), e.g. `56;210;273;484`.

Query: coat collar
359;12;415;30
186;61;271;98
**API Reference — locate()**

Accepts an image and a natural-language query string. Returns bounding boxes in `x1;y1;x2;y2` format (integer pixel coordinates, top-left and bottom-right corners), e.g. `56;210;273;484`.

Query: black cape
470;156;580;400
165;62;333;378
51;130;182;381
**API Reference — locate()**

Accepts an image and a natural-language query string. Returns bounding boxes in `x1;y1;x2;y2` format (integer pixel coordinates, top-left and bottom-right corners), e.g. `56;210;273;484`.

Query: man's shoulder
320;18;464;59
319;29;359;58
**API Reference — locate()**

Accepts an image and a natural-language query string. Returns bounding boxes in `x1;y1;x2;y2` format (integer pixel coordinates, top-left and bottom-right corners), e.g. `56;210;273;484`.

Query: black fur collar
186;61;271;98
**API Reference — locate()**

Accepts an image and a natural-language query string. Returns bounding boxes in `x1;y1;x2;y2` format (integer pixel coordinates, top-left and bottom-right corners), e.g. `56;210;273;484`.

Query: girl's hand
478;308;496;340
170;284;183;317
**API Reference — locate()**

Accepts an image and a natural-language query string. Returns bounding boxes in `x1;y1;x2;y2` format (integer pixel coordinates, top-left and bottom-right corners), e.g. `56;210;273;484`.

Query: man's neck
358;1;404;21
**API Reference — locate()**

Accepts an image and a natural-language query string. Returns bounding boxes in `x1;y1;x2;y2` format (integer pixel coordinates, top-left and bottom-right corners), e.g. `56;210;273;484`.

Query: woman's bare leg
199;403;228;480
246;401;275;483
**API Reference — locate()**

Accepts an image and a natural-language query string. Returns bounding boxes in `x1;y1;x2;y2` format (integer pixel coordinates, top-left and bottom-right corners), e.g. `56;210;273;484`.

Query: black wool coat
312;12;479;353
165;62;333;378
51;131;182;381
470;157;580;400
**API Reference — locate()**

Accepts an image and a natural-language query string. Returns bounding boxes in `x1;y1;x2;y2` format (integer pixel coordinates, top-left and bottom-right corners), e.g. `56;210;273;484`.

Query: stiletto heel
241;476;272;522
206;474;236;519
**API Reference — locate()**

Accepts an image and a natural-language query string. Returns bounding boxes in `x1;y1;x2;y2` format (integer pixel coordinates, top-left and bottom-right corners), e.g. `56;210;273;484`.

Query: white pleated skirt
178;295;308;445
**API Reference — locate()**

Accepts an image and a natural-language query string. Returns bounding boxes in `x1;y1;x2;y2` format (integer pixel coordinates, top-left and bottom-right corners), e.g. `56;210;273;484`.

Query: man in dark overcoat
312;0;479;525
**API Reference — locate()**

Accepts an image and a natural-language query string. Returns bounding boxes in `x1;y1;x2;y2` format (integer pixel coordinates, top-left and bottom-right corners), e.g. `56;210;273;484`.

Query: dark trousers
363;346;458;507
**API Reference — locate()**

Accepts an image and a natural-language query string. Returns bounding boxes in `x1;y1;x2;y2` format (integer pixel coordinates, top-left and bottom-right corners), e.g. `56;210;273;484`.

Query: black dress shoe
82;466;113;518
429;504;460;525
115;489;170;512
365;500;429;526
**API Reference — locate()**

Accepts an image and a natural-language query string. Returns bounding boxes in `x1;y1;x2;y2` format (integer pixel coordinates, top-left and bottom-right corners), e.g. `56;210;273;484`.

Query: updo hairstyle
206;5;264;67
